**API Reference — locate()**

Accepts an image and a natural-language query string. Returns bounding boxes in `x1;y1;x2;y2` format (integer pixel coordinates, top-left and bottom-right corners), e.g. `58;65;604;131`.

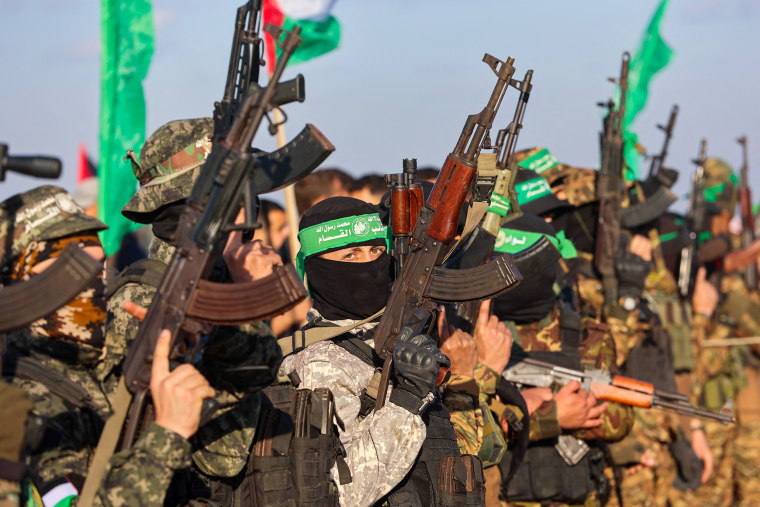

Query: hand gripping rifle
737;136;758;289
677;140;708;298
503;356;735;424
80;24;333;501
0;146;101;333
374;54;524;409
595;52;629;307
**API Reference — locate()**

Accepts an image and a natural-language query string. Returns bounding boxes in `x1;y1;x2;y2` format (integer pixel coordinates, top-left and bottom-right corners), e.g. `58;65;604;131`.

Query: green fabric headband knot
517;148;559;174
494;228;577;259
516;177;553;205
295;213;390;278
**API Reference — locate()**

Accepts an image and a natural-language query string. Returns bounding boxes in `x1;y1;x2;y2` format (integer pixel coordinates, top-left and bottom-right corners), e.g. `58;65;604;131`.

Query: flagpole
273;107;301;264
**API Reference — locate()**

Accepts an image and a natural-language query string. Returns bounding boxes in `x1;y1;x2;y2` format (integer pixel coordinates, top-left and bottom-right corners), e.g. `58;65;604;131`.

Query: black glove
615;242;652;309
389;327;450;414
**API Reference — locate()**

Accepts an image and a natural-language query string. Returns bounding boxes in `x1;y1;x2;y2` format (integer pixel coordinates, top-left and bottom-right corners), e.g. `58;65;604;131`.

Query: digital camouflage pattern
281;337;427;505
0;186;106;267
102;235;281;480
121;117;213;220
95;422;191;506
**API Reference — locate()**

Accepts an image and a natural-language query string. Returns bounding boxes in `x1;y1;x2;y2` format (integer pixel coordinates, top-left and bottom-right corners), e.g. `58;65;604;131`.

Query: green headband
516;177;553;205
295;213;390;278
517;148;559;174
494;228;577;259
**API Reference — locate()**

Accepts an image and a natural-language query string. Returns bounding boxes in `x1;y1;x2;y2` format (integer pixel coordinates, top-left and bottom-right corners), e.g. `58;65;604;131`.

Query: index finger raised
151;329;173;383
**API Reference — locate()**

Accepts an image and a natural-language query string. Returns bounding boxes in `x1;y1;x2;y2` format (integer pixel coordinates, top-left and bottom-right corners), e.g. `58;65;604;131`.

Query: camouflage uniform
95;118;283;503
280;307;484;505
0;187;111;499
500;304;633;507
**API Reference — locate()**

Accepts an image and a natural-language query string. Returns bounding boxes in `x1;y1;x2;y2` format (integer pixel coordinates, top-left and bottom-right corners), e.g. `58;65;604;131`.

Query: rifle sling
0;244;101;332
278;308;384;357
78;378;133;505
2;355;95;411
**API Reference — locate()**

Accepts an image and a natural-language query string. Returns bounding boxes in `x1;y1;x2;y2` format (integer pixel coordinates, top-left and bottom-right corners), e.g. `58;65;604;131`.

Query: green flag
619;0;674;180
98;0;154;256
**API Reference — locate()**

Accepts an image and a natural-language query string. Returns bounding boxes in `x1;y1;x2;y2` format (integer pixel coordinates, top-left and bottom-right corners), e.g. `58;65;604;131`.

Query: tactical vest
644;292;695;373
619;303;678;393
315;330;485;506
502;307;609;504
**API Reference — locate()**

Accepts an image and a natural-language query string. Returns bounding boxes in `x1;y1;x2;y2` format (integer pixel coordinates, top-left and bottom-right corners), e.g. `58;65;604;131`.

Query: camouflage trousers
734;420;760;506
603;446;676;507
503;492;599;507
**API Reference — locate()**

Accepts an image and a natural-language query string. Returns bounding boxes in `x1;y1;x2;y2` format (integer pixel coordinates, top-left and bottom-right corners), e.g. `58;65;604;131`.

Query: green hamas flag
98;0;154;256
618;0;674;180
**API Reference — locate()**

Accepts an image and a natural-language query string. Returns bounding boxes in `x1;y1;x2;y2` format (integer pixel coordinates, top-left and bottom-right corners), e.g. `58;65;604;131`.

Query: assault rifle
441;69;533;333
737;136;757;289
385;158;425;278
647;105;679;188
80;24;333;502
0;146;101;332
677;140;708;298
503;356;735;424
374;54;525;409
595;52;629;306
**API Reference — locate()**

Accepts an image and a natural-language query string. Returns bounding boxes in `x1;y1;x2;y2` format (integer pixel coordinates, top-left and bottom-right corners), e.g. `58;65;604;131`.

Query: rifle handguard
188;264;307;324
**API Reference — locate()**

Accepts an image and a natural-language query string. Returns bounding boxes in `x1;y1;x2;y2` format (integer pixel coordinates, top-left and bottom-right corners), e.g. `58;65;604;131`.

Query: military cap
513;147;598;206
0;185;107;265
121;117;213;223
702;157;738;212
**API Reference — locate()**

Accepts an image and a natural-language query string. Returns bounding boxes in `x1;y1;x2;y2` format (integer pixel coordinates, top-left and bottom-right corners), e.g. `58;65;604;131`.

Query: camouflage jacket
506;304;633;442
93;422;191;506
281;328;426;506
98;236;282;503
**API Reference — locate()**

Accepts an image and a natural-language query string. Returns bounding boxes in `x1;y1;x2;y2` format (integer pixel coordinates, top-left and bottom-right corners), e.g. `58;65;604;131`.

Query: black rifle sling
104;258;166;298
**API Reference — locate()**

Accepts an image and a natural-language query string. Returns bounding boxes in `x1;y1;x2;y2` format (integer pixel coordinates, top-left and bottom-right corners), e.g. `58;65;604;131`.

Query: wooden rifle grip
392;187;412;236
427;156;458;210
589;382;653;408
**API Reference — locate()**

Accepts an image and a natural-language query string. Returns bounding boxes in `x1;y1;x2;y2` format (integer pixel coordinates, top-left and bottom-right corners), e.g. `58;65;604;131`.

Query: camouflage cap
0;185;107;265
702;157;738;212
513;147;598;206
121;117;213;223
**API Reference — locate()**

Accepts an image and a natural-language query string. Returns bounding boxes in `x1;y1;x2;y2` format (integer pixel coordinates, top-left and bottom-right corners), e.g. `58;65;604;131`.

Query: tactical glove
389;327;450;415
615;248;652;309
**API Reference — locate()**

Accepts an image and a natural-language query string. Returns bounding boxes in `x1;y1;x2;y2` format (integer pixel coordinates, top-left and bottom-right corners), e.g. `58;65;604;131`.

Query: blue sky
1;0;759;214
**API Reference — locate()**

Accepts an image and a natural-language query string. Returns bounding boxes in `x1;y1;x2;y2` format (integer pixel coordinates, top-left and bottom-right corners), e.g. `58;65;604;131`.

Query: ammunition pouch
503;439;606;504
645;293;695;372
478;402;507;468
622;311;678;392
669;429;703;492
384;398;485;507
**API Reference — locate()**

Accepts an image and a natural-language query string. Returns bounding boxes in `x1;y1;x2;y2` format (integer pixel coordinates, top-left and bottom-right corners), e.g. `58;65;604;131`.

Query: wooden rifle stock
374;54;519;409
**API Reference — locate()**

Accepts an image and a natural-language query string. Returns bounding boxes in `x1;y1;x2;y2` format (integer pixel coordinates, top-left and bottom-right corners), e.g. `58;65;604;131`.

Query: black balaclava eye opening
300;197;392;321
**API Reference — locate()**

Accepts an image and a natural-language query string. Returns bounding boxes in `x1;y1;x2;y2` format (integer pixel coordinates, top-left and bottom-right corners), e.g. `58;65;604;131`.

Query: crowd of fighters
1;48;759;507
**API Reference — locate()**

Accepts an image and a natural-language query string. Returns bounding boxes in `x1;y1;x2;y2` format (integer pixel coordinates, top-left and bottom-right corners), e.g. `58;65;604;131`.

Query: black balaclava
492;214;559;323
149;199;188;242
550;202;599;254
301;197;392;321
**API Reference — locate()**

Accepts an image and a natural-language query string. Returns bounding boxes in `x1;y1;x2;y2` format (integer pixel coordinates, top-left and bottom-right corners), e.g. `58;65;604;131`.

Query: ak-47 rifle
677;140;708;298
595;52;629;307
0;146;101;333
647;105;679;188
503;356;735;424
80;23;334;502
374;54;525;409
737;136;757;289
441;69;533;333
